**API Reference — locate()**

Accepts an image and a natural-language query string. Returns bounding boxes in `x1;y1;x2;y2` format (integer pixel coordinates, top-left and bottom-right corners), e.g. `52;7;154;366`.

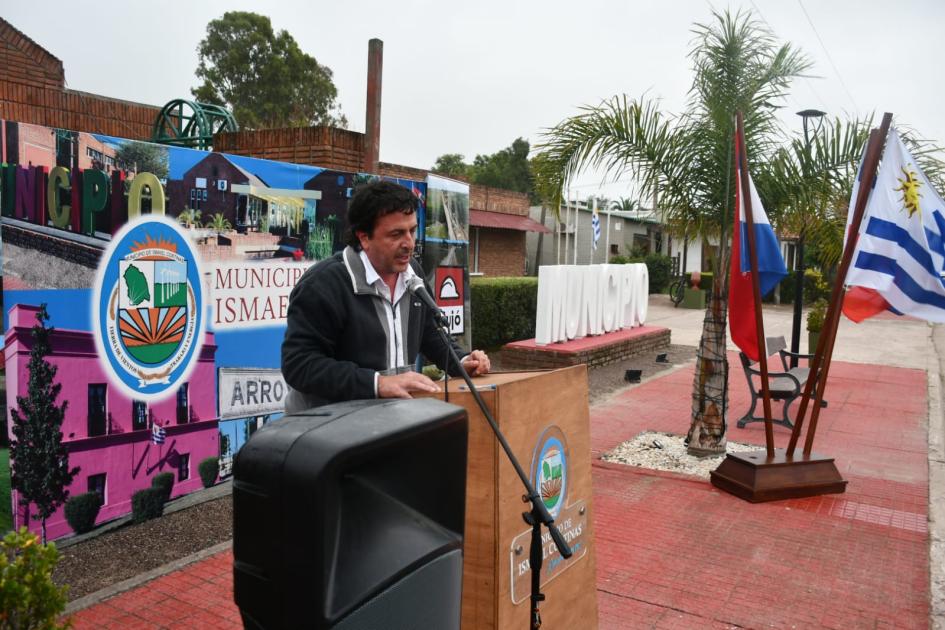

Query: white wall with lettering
534;264;648;345
218;368;287;420
210;261;313;329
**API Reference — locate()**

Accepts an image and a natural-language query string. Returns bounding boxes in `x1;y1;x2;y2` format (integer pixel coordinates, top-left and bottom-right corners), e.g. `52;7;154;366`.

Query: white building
526;201;666;272
525;200;795;288
525;201;715;276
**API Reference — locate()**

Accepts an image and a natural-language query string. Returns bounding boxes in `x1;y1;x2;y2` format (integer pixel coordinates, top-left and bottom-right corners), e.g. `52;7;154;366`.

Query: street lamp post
790;109;826;368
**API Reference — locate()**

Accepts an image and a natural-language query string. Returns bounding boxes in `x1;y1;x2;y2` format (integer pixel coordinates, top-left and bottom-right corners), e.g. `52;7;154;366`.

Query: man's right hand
377;371;439;399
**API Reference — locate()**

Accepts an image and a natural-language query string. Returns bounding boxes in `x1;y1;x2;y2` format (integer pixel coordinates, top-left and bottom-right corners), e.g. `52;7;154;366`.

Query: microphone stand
422;303;572;630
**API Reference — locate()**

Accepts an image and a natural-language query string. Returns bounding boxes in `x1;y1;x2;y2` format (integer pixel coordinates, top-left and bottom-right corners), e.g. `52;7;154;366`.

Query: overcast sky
6;0;943;199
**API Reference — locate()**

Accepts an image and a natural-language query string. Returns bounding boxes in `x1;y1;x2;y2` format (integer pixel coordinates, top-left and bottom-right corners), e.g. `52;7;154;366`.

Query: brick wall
3;223;103;268
502;328;671;370
196;232;281;263
470;186;529;216
0;19;159;140
474;228;525;276
213;127;365;173
0;19;62;90
378;161;430;181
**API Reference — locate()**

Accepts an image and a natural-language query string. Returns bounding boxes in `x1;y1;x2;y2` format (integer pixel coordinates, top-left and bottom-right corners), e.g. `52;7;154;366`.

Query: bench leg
778;398;796;430
737;390;760;428
739;394;799;430
781;395;828;428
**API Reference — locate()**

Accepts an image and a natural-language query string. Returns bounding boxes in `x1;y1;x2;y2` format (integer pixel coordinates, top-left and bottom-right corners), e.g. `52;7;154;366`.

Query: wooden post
785;113;893;456
735;112;776;457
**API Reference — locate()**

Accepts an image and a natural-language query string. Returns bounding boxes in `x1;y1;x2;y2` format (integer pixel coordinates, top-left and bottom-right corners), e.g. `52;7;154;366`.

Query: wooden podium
422;365;599;630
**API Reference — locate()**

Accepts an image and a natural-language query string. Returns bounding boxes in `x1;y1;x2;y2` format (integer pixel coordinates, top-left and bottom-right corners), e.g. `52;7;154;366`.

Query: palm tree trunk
41;518;47;545
687;239;732;456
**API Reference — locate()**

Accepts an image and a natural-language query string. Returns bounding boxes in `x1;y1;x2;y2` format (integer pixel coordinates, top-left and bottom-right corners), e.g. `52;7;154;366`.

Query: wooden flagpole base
710;448;847;503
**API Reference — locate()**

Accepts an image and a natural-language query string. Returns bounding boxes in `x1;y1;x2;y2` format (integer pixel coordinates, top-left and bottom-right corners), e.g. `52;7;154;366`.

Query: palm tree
535;9;811;454
613;197;639;213
760;117;871;273
178;208;202;228
764;120;945;272
205;212;233;233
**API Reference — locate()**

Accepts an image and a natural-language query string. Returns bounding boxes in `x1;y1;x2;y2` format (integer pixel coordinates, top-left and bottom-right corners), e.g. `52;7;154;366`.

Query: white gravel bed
602;431;766;479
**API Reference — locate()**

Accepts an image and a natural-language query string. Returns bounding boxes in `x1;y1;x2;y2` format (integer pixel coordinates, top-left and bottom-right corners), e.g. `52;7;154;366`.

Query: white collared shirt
359;251;417;395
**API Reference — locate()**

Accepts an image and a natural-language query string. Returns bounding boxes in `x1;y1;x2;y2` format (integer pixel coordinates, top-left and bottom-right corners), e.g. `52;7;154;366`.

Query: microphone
407;276;449;327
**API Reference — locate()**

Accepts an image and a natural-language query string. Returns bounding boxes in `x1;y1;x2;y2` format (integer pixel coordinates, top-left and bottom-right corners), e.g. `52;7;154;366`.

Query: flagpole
573;195;580;264
564;193;570;264
786;112;894;456
556;198;561;265
736;112;776;457
592;197;599;264
564;191;571;264
605;201;612;260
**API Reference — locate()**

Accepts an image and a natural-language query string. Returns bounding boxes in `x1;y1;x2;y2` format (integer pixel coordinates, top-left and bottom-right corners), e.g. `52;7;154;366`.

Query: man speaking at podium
282;180;490;414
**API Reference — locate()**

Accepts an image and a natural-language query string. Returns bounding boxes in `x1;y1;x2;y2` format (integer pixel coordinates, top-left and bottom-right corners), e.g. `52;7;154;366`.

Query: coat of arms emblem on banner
94;216;204;401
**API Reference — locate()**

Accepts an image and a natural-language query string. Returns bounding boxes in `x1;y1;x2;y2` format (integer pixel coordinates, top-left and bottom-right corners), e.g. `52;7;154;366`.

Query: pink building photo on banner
6;304;219;540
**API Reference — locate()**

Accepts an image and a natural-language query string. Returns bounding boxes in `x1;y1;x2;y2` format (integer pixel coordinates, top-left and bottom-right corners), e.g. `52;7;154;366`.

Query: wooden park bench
737;336;827;430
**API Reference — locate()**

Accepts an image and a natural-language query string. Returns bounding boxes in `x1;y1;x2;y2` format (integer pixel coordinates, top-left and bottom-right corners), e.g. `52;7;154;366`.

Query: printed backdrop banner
0;120;441;540
423;174;471;348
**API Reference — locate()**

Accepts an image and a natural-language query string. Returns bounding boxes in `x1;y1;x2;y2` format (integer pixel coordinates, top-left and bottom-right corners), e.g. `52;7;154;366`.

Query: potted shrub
681;271;708;309
807;299;828;352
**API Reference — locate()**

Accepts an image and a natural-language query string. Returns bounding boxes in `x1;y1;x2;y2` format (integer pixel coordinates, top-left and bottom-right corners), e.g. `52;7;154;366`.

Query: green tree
470;137;536;202
115;141;169;179
431;153;470;178
764;120;945;271
761;117;870;274
434;138;543;202
192;11;347;129
10;305;79;543
536;9;811;454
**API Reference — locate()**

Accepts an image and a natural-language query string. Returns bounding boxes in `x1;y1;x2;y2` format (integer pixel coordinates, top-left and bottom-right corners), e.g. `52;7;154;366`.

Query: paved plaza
66;295;944;629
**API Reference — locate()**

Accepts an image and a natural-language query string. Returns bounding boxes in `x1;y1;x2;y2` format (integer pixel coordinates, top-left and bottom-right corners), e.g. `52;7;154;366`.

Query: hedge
609;253;673;294
470;277;538;349
131;488;165;523
151;472;174;503
64;492;102;535
198;457;219;489
772;267;831;305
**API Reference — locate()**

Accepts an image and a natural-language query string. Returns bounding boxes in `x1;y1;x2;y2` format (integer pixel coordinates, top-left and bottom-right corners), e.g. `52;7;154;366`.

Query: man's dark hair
345;180;419;249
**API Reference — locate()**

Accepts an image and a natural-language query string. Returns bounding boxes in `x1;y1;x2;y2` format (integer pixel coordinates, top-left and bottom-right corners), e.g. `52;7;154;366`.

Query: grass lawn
0;448;10;533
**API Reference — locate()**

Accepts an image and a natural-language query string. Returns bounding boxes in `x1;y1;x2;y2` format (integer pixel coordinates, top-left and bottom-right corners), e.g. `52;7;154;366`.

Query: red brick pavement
68;357;930;629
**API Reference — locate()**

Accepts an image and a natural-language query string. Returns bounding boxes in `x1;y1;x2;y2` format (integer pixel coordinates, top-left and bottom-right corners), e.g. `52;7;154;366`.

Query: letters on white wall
534;264;649;345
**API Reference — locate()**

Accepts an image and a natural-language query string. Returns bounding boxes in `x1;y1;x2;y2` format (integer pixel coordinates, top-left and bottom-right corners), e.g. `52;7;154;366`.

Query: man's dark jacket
281;246;464;412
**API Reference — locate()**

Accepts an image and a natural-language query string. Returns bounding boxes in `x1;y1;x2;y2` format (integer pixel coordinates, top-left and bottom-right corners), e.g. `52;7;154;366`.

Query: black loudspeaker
233;398;468;630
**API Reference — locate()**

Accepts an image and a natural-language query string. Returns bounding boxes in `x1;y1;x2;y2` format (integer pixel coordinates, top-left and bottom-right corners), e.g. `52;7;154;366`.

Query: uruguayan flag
845;128;945;322
738;159;787;296
591;198;601;250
